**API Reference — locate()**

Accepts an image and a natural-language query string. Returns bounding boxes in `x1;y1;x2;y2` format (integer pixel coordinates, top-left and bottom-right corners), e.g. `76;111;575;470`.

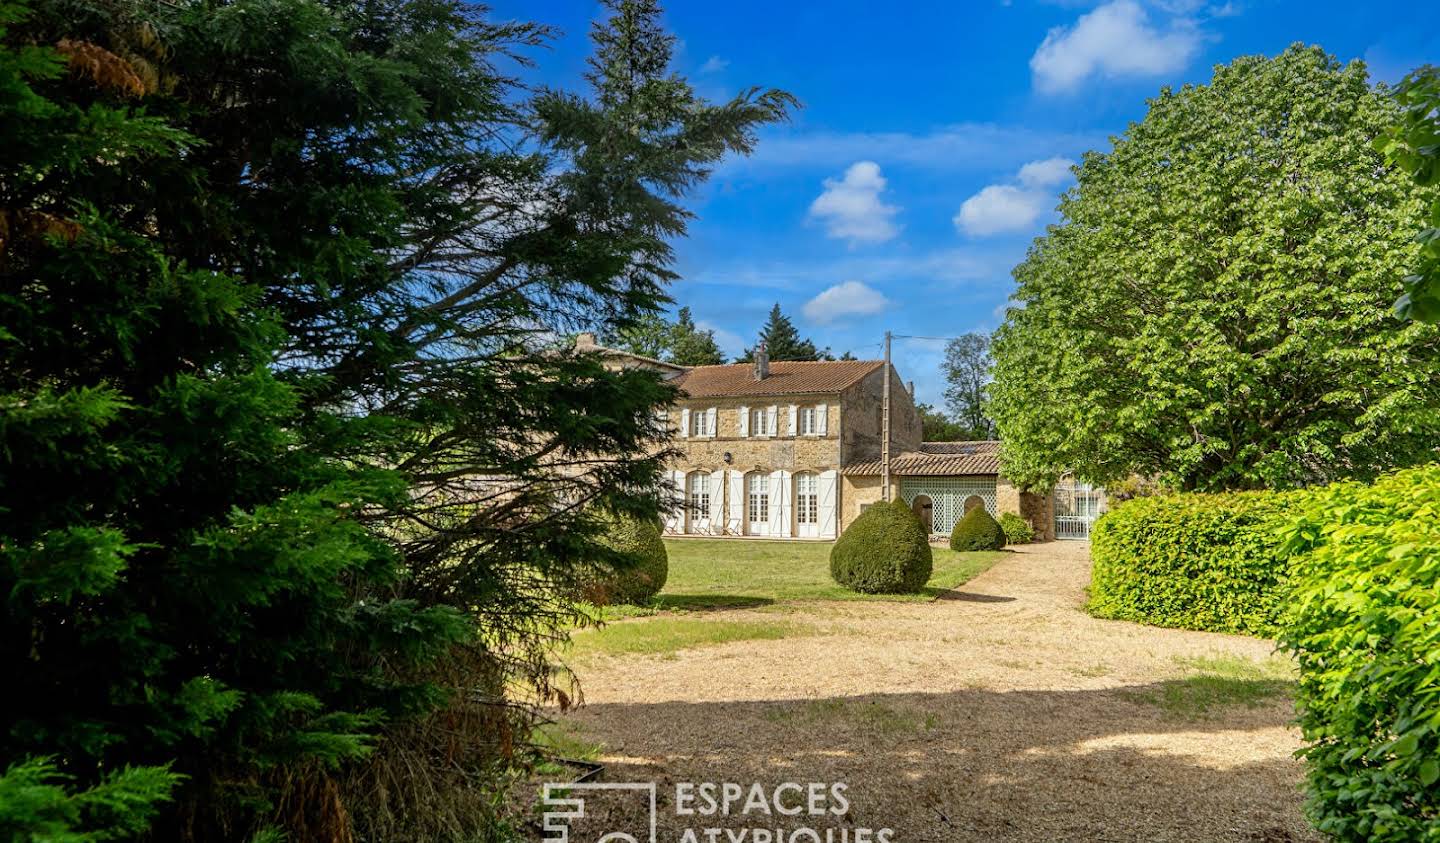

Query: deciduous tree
990;46;1440;491
942;333;996;439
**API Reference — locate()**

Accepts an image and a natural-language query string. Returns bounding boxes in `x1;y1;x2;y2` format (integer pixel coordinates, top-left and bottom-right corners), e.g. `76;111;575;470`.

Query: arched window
795;472;819;525
746;471;770;529
687;471;710;516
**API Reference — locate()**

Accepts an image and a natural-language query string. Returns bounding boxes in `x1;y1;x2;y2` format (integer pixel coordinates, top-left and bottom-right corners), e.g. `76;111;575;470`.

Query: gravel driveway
547;542;1316;842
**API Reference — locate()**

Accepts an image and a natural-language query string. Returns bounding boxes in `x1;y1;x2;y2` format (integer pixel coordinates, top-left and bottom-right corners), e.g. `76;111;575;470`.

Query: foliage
1278;466;1440;842
0;0;792;839
669;306;725;365
0;756;182;843
950;507;1006;552
942;333;996;439
1375;66;1440;322
998;512;1035;544
829;500;934;594
577;514;670;605
742;303;833;362
916;402;971;442
990;46;1440;492
1087;491;1297;635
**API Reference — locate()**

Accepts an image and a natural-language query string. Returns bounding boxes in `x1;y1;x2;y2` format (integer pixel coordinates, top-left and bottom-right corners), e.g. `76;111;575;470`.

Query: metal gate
1053;479;1105;540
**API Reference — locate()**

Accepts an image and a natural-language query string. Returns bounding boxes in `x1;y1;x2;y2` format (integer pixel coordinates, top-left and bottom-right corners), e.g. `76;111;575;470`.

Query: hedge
576;513;669;605
1087;490;1297;635
999;511;1035;544
830;499;933;594
950;507;1006;552
1278;466;1440;842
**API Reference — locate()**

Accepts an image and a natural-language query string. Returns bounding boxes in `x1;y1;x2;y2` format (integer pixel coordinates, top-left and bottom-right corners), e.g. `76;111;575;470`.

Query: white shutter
679;408;690;438
769;470;786;536
788;404;798;436
706;407;717;438
726;469;744;534
818;470;838;538
817;403;829;435
767;405;778;438
709;469;726;526
663;469;686;532
738;405;749;437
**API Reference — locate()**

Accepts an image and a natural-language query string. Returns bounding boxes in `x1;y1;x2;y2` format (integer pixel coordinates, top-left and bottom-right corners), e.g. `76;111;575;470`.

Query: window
690;408;711;437
687;471;710;514
796;472;818;524
750;407;771;436
747;472;769;523
798;406;816;436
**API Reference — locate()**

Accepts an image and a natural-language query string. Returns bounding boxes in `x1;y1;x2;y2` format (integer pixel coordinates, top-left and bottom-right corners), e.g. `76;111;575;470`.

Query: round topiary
951;506;1006;552
578;513;669;605
999;511;1035;544
830;499;934;594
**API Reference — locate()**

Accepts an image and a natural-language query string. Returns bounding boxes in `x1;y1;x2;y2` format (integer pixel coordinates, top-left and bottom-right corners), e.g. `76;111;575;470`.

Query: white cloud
807;161;901;245
699;55;729;74
1030;0;1203;94
802;281;891;325
955;157;1076;237
695;319;745;359
1017;156;1075;188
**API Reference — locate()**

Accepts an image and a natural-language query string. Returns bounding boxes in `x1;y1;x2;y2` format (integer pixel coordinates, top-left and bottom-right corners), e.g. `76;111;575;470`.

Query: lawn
568;539;1004;658
646;538;1003;609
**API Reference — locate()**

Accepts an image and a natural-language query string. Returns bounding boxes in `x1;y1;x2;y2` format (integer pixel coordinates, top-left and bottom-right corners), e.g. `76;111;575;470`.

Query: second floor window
690;408;711;437
750;407;772;436
798;406;817;435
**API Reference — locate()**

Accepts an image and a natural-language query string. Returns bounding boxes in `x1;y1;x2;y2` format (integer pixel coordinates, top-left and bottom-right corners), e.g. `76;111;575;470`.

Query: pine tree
670;306;724;365
743;303;832;361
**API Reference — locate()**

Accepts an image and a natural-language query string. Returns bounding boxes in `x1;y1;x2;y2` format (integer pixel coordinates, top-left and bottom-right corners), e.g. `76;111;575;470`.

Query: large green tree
1376;65;1440;322
942;333;996;439
0;0;791;839
990;46;1440;492
670;306;725;365
742;303;831;361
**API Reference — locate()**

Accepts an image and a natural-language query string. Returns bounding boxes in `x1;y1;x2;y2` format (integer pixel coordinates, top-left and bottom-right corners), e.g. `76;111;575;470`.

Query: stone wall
839;365;923;464
839;474;893;529
666;396;842;475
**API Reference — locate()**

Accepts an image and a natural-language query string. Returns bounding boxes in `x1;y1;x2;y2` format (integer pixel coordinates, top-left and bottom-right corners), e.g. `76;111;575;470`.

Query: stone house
573;333;1090;541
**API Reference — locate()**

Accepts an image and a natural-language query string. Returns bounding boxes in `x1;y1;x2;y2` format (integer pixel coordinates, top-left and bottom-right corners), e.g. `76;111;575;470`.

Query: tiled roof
672;360;884;398
843;440;1001;476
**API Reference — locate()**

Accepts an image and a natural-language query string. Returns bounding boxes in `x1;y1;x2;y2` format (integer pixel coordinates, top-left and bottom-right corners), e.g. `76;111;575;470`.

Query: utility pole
881;330;891;501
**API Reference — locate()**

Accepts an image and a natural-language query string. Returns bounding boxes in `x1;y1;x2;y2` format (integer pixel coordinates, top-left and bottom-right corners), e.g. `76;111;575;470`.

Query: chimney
575;332;597;350
753;340;770;380
908;381;915;398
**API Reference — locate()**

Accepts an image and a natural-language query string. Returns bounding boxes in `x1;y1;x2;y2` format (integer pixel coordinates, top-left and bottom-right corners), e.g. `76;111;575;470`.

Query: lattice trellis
899;477;997;535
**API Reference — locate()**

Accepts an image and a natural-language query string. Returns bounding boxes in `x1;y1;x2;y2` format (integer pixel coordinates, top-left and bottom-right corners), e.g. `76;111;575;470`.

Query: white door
818;470;838;538
686;471;711;534
746;472;771;536
795;472;820;538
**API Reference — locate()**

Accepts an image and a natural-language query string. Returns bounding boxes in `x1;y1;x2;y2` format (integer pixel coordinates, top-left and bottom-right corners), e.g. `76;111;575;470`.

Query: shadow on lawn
549;682;1316;843
651;594;775;612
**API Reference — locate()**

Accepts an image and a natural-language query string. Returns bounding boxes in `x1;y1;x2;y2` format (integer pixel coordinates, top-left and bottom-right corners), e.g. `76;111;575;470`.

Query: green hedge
1279;466;1440;842
1087;490;1296;635
830;499;933;594
950;507;1006;552
999;512;1035;544
576;513;669;605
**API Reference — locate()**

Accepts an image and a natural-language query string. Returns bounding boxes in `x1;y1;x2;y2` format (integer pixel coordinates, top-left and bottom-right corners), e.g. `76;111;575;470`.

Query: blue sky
491;0;1439;407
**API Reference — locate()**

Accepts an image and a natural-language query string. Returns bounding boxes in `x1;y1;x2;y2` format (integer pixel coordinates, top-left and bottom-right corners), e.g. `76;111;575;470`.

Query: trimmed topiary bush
1279;466;1440;842
577;513;669;605
950;507;1006;552
830;499;933;594
1087;491;1297;635
999;512;1035;544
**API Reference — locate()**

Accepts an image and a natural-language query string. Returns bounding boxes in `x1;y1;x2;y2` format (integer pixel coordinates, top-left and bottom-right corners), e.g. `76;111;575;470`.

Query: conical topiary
950;506;1007;552
830;499;934;594
576;513;669;605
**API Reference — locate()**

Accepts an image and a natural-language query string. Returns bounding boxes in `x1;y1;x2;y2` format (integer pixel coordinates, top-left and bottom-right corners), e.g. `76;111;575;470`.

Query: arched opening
963;494;985;514
794;471;819;537
745;471;770;536
911;494;934;534
685;470;711;534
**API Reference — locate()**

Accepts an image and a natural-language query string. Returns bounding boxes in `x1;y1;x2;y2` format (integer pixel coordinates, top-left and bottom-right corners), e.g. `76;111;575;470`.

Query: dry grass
540;541;1318;842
